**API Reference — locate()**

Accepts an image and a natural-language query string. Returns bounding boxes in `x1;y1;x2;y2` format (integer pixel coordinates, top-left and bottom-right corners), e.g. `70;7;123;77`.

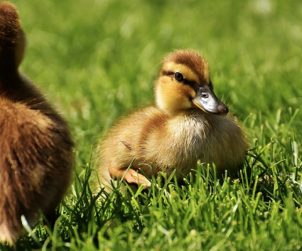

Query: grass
1;0;302;250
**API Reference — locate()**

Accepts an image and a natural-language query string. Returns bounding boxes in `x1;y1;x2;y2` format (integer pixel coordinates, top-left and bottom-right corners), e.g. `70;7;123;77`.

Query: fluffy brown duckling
0;2;73;244
96;49;248;191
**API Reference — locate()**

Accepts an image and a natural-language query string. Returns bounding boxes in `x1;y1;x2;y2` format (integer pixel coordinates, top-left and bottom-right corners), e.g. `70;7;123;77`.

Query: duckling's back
0;99;72;244
0;2;73;244
98;106;167;186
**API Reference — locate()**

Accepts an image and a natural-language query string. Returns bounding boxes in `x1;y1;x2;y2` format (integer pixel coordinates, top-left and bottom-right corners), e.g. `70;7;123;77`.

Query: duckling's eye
174;72;184;82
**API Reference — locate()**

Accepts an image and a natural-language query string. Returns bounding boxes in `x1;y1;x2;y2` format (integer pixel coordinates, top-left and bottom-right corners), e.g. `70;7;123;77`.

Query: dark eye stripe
183;79;196;87
162;70;174;76
162;70;197;87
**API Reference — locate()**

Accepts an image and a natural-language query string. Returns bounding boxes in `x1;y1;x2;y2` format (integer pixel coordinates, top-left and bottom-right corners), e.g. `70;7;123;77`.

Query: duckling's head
155;50;228;116
0;2;25;73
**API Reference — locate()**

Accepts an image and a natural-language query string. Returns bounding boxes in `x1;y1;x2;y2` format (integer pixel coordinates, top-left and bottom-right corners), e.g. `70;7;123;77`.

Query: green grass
1;0;302;250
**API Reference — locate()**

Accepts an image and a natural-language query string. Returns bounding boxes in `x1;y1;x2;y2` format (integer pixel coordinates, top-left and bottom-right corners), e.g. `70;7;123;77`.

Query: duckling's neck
155;97;192;116
0;71;24;94
162;108;223;131
157;108;187;117
156;104;203;118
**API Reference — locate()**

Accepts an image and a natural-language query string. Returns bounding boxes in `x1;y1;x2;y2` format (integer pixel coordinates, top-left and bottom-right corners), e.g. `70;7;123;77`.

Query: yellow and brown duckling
96;49;248;191
0;2;73;244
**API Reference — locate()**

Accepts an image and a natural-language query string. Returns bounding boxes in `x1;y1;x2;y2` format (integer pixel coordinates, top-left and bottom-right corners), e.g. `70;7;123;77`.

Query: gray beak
192;86;228;115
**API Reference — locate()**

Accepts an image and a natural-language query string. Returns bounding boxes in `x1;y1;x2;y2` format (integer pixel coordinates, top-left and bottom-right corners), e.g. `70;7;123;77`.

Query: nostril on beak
218;104;228;114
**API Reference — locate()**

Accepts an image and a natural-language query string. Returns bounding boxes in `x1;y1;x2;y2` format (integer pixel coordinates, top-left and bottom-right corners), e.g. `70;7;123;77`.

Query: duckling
96;49;248;190
0;2;73;244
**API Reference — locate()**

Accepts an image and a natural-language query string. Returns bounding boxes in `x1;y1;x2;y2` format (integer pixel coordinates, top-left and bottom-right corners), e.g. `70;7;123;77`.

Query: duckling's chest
166;114;238;173
169;115;211;159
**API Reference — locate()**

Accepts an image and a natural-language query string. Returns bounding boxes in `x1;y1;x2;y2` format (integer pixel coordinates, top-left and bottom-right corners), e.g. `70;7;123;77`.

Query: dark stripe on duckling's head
162;49;210;84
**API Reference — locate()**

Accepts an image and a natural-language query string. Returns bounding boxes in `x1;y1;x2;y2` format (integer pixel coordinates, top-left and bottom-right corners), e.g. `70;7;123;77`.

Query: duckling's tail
0;2;25;76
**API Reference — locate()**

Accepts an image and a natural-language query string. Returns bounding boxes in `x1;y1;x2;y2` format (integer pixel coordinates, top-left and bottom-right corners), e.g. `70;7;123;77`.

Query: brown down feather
0;2;73;244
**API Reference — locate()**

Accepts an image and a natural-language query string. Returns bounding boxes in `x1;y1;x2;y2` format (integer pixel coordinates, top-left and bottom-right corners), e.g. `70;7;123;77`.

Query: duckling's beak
192;86;228;115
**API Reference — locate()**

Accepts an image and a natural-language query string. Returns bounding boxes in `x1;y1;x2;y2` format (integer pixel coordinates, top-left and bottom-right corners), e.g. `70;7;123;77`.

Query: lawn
1;0;302;250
